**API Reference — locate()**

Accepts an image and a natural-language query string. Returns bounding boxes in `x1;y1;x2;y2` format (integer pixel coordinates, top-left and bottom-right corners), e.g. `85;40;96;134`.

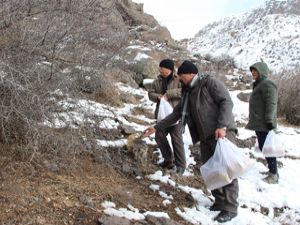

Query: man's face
159;67;172;78
251;69;259;80
178;73;194;86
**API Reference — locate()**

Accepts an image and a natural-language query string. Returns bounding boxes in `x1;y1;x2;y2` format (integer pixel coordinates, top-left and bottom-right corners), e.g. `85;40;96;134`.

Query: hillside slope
185;0;300;71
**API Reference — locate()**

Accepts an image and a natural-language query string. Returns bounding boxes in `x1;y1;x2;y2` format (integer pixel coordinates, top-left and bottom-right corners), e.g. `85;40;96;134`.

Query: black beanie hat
159;59;174;71
177;60;198;75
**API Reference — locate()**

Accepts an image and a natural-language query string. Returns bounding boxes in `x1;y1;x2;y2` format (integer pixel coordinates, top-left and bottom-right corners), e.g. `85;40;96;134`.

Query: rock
143;79;154;90
240;74;252;84
98;215;131;225
140;26;176;47
235;136;256;149
145;215;183;225
79;195;94;208
237;92;251;102
119;124;136;135
122;162;133;174
141;59;159;80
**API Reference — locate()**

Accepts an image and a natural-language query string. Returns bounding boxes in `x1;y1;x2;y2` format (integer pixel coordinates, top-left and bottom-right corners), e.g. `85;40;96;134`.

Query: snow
187;12;300;72
43;82;300;224
134;52;151;61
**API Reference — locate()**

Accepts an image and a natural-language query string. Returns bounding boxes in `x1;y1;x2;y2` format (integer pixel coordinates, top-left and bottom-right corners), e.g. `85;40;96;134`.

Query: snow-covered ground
187;12;300;72
44;83;300;225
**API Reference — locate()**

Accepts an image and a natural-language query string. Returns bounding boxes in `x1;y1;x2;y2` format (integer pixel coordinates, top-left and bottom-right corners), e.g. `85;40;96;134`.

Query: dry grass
271;68;300;125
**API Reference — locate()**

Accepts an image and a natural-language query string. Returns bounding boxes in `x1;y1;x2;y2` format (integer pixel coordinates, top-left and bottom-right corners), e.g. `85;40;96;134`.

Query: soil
0;146;207;225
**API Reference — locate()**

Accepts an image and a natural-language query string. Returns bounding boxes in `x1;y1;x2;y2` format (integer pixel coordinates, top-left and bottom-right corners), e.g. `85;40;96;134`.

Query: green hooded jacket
246;62;278;131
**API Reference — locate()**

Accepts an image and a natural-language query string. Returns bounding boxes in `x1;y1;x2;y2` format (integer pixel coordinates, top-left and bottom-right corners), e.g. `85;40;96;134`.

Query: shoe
209;204;221;211
214;210;237;223
158;161;174;169
263;172;279;184
176;167;185;175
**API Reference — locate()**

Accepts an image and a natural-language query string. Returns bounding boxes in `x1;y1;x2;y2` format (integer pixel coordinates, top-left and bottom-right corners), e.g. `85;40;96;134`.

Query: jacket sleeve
262;81;277;123
208;77;234;128
155;102;182;130
148;80;160;103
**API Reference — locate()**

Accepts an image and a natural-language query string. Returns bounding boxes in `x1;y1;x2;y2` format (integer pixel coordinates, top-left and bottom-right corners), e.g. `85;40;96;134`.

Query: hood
249;61;269;77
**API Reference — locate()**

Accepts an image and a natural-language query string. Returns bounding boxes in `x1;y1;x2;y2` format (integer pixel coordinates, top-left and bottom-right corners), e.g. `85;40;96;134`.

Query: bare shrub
0;0;135;161
271;68;300;125
213;54;236;72
0;68;45;144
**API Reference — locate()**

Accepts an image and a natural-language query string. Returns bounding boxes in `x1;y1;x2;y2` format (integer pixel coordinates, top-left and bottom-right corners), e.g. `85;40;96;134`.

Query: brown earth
0;145;207;225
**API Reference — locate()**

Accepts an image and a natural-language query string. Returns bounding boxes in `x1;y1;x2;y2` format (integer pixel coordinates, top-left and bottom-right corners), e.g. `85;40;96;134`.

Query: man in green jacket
148;59;186;175
246;61;279;184
145;60;238;223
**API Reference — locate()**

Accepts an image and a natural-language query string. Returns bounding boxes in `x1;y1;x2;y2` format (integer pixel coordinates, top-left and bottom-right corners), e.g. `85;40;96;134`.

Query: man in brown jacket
145;60;238;223
148;59;186;175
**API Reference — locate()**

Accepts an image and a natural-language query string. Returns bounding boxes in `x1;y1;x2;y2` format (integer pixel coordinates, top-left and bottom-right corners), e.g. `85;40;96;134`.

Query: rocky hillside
1;1;300;224
0;2;193;224
0;0;191;145
184;0;300;72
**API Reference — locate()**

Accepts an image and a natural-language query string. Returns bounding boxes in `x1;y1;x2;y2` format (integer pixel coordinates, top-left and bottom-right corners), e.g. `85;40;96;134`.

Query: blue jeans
255;131;278;174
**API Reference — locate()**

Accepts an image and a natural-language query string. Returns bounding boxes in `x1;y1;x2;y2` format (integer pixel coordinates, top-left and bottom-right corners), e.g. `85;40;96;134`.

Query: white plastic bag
262;130;284;157
157;98;173;122
200;138;254;190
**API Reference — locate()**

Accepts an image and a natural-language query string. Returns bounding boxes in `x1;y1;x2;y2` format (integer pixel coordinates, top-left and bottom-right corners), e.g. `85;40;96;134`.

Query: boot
263;172;279;184
214;210;237;223
176;167;185;175
158;161;174;169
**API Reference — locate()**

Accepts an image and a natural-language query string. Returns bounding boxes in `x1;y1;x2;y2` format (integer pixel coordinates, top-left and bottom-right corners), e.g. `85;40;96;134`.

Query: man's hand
157;95;163;101
162;93;168;100
215;127;227;140
144;127;156;137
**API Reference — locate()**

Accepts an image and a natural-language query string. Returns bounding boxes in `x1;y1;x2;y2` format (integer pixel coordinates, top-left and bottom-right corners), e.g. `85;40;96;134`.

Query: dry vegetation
1;1;200;224
271;68;300;125
0;0;134;152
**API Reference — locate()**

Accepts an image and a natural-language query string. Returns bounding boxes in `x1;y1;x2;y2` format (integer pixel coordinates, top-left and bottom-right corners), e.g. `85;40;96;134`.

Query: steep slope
186;0;300;71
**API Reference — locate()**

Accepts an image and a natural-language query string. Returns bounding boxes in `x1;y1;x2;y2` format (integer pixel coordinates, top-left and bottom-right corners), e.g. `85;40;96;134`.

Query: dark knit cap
159;59;174;71
177;60;198;75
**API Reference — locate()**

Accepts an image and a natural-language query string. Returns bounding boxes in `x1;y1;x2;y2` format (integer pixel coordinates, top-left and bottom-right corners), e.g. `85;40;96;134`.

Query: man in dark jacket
148;59;186;175
145;60;238;223
246;61;278;184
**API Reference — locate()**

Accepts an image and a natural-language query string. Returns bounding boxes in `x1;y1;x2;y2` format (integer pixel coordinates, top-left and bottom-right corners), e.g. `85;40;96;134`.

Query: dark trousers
255;131;278;174
155;122;186;168
200;131;239;214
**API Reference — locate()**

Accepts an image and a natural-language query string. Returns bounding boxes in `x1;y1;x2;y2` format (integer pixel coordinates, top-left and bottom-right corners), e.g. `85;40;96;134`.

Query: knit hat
177;60;198;75
159;59;174;71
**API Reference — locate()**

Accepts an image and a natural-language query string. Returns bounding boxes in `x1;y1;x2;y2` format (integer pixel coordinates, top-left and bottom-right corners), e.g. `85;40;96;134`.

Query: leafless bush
213;54;236;72
0;65;45;144
0;0;135;161
271;68;300;125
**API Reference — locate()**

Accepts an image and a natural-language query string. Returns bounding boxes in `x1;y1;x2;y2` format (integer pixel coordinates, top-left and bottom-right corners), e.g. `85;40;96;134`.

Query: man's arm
155;102;182;130
208;77;234;129
148;79;161;102
144;102;182;137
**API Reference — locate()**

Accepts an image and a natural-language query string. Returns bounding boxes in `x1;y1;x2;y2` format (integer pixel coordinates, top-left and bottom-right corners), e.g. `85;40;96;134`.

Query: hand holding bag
262;130;284;157
157;97;173;122
200;138;254;190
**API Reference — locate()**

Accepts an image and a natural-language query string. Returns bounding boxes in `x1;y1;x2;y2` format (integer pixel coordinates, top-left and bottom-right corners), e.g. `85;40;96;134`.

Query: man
246;61;278;184
148;59;186;175
144;60;238;223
